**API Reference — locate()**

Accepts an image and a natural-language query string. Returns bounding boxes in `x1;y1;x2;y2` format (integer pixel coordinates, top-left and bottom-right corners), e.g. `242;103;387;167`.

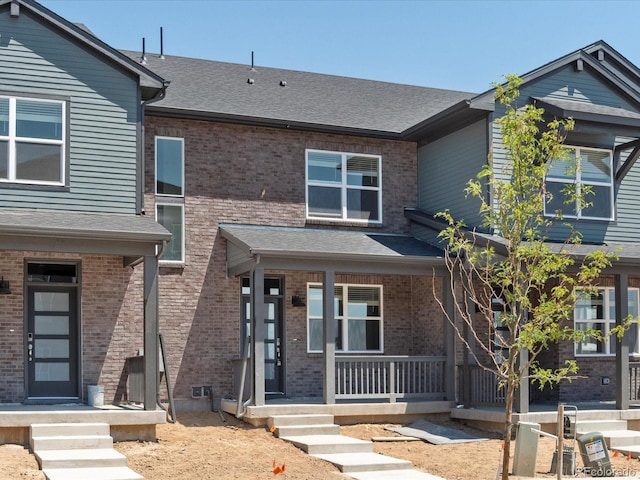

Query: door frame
241;275;286;398
24;260;82;402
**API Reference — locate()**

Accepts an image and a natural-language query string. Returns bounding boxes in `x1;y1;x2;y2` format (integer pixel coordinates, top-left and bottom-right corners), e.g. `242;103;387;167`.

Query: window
575;287;639;356
545;146;614;221
306;149;381;222
156;204;184;262
0;96;66;185
307;283;383;353
155;137;184;196
155;136;185;263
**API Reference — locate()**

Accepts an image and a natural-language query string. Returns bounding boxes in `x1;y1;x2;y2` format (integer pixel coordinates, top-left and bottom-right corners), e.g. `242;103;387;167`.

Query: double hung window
306;149;381;222
0;96;66;186
545;146;614;221
575;287;639;355
307;283;383;353
155;137;185;263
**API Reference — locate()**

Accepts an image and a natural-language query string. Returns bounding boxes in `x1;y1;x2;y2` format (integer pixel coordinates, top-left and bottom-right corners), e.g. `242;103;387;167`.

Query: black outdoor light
291;294;306;307
0;277;10;294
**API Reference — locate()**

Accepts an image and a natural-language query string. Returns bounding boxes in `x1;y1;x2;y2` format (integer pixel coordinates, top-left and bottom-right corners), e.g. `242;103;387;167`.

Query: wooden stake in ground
557;404;564;480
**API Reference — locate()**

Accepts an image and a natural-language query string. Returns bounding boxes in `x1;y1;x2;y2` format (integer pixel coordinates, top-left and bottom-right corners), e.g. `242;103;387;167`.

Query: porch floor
0;403;167;444
451;401;640;433
222;397;456;426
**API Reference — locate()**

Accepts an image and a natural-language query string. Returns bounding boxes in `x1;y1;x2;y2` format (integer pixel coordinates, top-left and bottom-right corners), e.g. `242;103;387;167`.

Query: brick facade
143;116;436;404
0;251;143;404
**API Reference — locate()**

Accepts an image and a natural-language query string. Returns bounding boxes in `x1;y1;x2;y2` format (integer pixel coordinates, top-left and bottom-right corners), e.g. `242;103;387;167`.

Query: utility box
577;432;614;477
513;421;540;477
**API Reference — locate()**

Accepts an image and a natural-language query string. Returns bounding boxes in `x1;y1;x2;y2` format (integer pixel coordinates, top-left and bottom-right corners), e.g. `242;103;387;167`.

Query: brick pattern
0;251;142;403
142;117;425;402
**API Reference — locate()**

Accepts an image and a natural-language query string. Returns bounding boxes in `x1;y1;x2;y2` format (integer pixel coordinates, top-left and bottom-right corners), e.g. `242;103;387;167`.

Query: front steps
268;414;444;480
30;423;142;480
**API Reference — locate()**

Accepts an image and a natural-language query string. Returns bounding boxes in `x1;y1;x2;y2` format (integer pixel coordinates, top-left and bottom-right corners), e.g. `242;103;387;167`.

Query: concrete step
31;423;110;438
268;414;334;428
311;452;413;473
280;434;373;454
599;430;640;449
43;466;143;480
274;424;340;438
349;469;446;480
576;419;628;433
31;434;114;451
35;448;128;469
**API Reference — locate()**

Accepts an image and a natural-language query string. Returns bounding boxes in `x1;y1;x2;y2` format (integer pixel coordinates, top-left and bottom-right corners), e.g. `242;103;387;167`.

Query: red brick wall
144;116;422;403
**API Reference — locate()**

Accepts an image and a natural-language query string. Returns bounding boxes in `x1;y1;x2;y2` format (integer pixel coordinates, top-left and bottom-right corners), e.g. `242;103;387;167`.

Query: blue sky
39;0;640;93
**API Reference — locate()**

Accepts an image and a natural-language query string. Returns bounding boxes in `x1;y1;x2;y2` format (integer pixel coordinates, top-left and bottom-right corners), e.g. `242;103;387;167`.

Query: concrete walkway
268;414;445;480
30;422;143;480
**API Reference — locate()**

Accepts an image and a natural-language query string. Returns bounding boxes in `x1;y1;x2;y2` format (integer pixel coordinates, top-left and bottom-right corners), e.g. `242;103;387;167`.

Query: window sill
306;218;383;228
159;261;185;270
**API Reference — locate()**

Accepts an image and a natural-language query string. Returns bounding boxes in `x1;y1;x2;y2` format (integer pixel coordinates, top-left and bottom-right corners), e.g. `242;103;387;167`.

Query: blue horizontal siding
0;9;140;214
491;66;640;244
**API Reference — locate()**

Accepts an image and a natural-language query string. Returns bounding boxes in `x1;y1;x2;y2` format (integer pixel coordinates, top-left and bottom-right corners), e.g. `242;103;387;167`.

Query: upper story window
0;96;66;186
155;137;184;196
306;149;381;223
575;287;639;356
155;136;185;263
545;146;614;221
307;283;383;353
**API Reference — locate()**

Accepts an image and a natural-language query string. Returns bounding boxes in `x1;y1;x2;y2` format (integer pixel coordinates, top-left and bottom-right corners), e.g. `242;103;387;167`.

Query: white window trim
305;149;382;224
307;282;384;354
544;145;615;221
155;136;185;197
156;202;185;264
0;95;66;186
574;286;639;357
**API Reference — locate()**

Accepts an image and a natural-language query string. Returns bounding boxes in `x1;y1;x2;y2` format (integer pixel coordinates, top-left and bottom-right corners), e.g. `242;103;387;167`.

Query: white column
323;270;335;404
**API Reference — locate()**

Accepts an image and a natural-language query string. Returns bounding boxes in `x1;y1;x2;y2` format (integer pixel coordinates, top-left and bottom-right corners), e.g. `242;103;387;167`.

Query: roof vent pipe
159;27;164;59
250;51;256;71
141;37;147;64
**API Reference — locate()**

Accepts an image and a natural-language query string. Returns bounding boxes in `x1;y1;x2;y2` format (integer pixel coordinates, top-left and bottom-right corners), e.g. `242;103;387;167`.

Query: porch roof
219;224;445;276
0;209;171;260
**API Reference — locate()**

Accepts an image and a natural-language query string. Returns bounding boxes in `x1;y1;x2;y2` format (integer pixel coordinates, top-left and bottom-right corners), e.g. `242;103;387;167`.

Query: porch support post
323;270;335;404
442;272;456;402
143;254;159;411
515;348;529;413
252;267;266;406
615;273;630;410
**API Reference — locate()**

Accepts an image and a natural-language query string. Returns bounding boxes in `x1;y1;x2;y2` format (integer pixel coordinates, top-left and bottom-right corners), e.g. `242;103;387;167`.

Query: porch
227;354;454;425
0;403;166;445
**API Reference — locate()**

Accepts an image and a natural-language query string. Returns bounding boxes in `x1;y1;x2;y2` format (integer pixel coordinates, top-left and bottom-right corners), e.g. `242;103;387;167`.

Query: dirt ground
1;412;639;479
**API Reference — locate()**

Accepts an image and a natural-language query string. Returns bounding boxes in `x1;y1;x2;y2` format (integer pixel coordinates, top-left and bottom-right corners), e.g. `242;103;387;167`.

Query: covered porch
219;224;458;423
0;210;171;441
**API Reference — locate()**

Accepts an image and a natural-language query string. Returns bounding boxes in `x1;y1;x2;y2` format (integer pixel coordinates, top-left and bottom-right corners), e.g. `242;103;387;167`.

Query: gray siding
0;9;139;213
418;119;486;227
490;66;640;244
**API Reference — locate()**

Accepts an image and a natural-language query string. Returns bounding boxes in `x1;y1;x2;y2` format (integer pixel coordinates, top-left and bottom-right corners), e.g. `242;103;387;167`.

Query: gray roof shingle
220;224;443;260
122;50;473;135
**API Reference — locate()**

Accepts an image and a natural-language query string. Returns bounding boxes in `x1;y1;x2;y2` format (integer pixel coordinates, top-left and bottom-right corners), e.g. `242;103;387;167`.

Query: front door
241;277;285;397
26;264;79;400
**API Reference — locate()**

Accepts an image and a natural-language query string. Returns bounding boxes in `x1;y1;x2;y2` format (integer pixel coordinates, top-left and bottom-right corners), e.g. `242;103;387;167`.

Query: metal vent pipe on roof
160;27;165;59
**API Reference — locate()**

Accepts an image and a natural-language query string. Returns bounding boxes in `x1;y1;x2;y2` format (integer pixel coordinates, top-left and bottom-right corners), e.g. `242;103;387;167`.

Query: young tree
437;75;619;480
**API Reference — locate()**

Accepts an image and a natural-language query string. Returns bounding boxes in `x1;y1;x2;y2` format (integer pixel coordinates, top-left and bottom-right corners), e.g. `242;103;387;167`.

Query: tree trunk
502;379;515;480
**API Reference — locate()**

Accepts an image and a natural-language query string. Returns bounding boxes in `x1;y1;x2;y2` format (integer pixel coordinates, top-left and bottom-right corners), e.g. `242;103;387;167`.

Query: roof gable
471;41;640;110
0;0;166;98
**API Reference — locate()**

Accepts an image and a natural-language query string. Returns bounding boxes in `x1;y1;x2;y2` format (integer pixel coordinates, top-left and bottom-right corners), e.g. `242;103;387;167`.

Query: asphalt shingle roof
121;50;473;135
220;224;443;260
0;209;171;242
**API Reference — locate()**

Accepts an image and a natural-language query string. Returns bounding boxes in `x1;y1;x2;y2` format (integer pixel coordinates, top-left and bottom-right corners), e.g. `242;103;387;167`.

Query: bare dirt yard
1;412;639;479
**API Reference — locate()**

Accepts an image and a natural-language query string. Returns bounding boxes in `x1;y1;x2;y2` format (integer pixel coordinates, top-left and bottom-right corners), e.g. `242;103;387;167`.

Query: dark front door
26;284;79;399
242;277;285;397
